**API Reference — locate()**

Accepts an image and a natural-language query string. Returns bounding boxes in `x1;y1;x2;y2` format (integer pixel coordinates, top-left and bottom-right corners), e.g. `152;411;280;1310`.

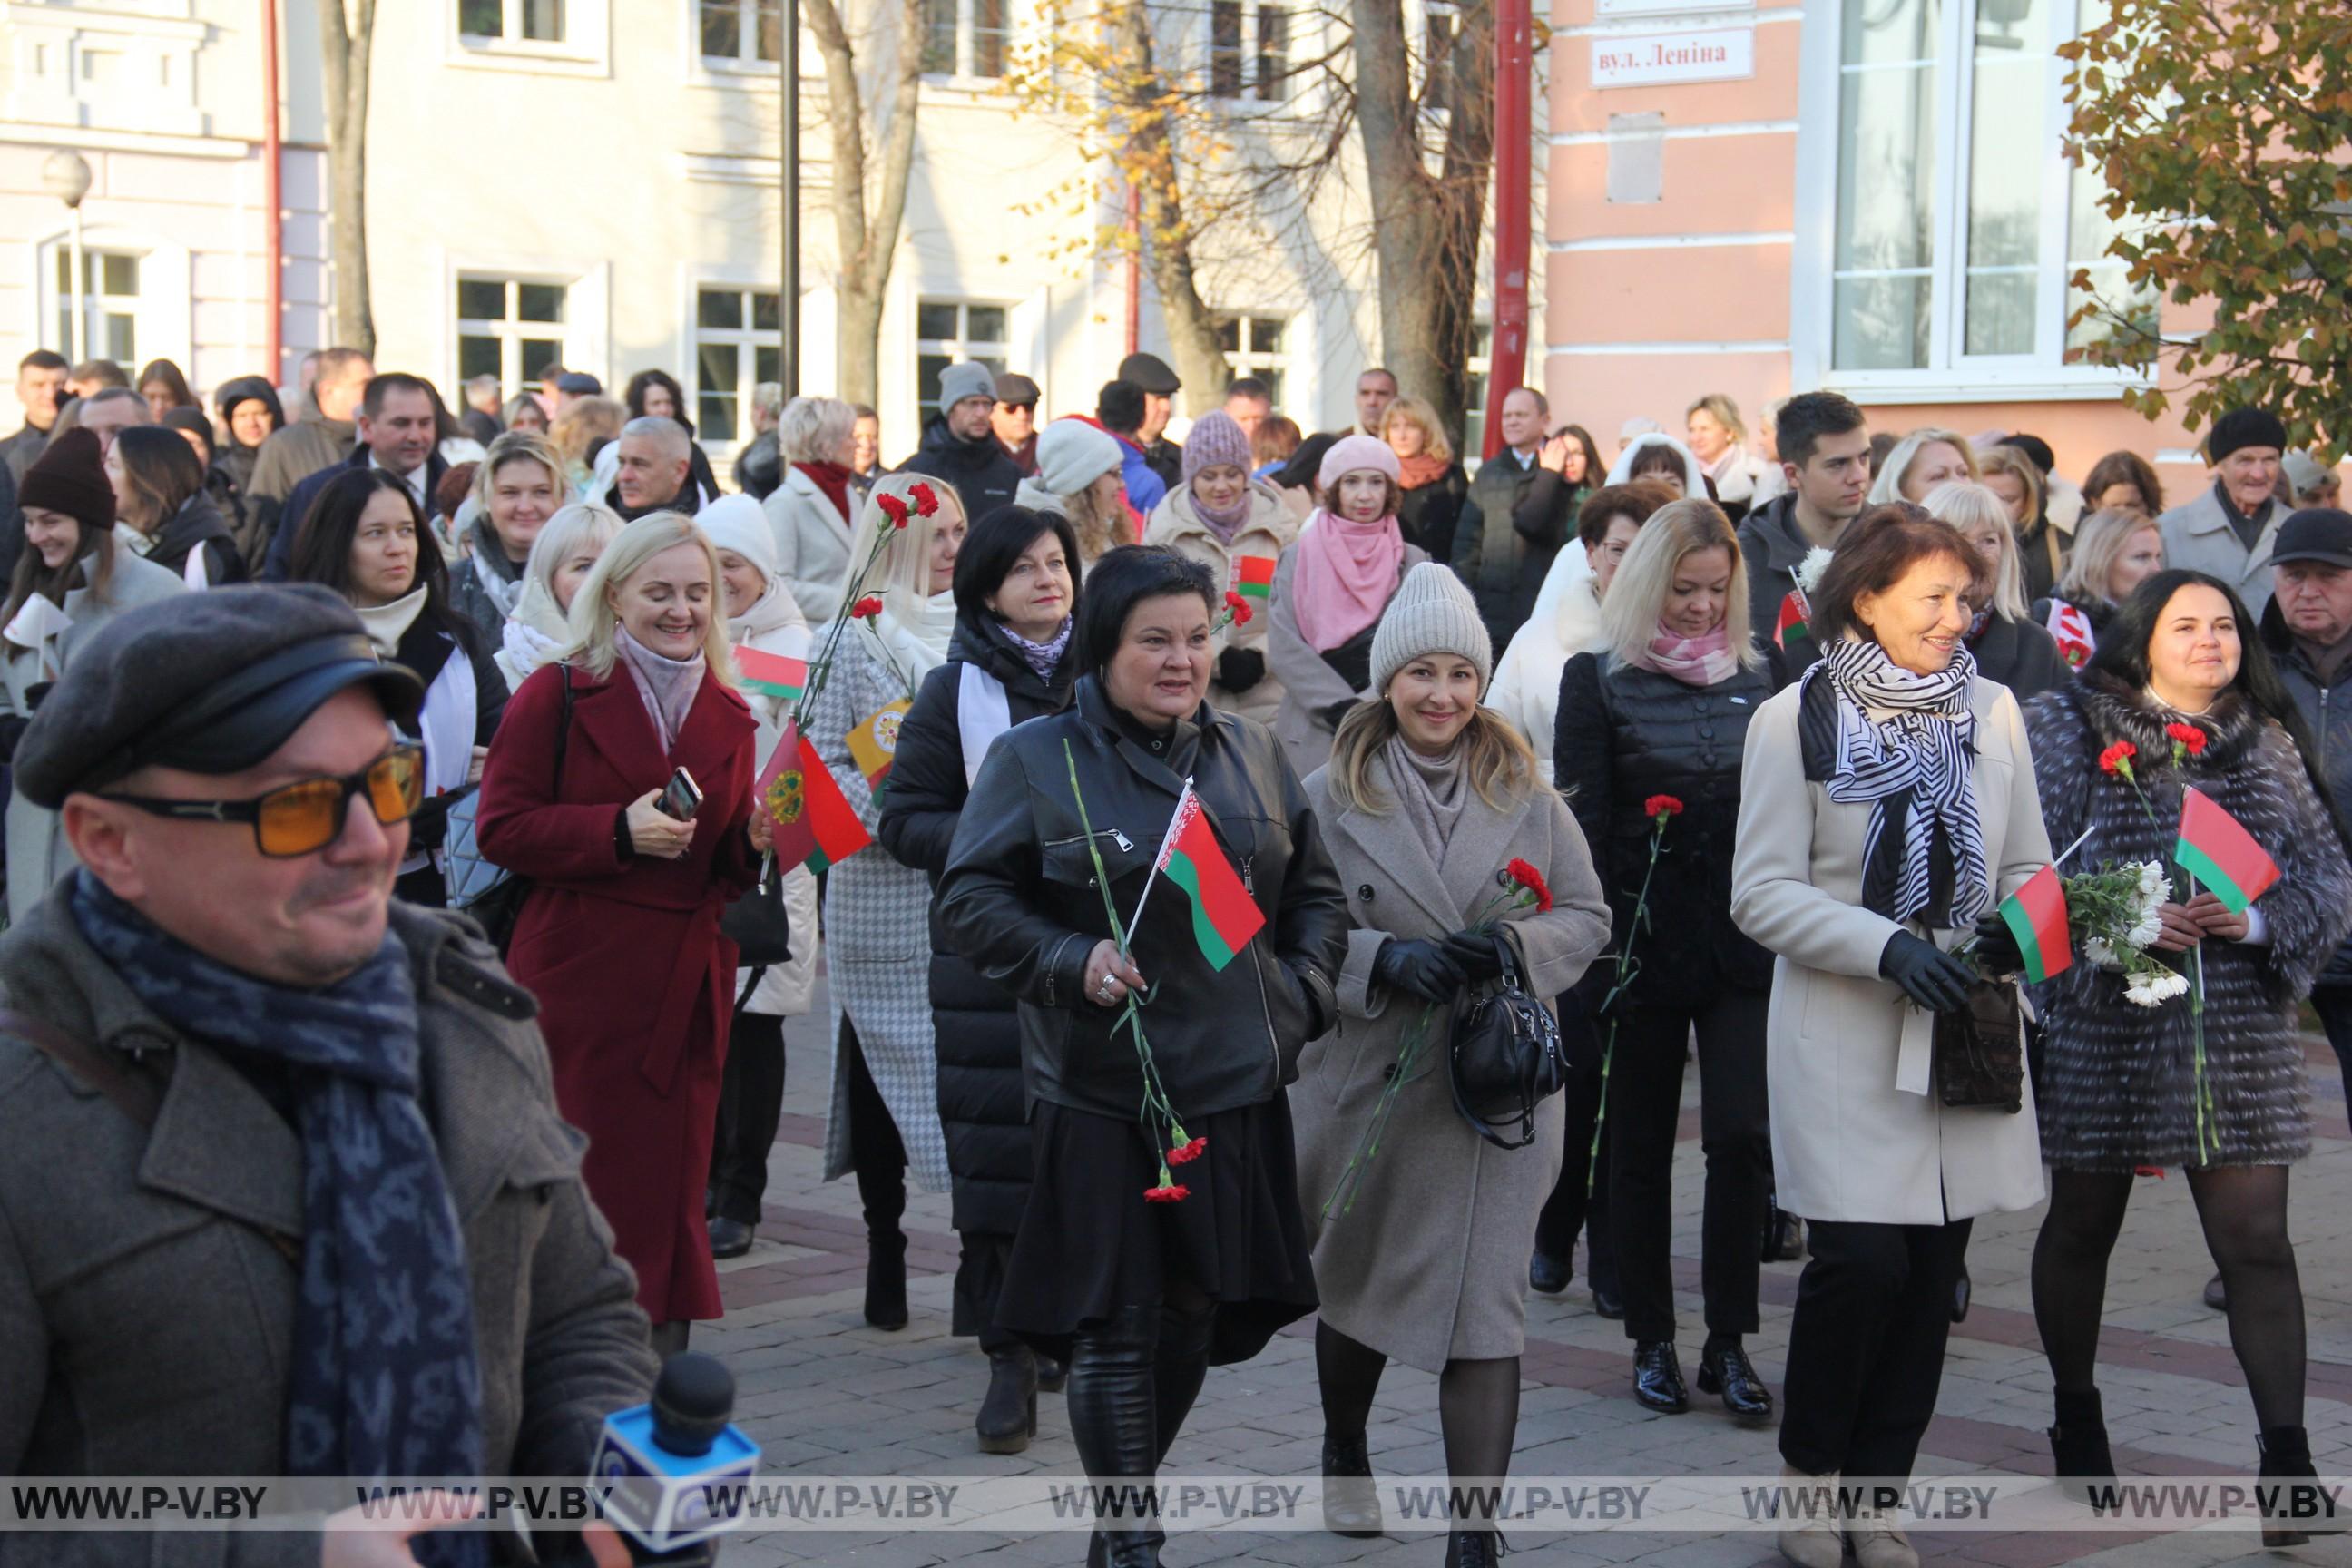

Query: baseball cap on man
2270;509;2352;572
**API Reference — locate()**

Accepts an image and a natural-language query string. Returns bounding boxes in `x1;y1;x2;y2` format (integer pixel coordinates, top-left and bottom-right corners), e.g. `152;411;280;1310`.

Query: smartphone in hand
659;767;703;821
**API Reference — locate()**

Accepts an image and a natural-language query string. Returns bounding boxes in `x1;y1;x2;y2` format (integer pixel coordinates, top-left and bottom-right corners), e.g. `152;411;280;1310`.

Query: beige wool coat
1730;674;2053;1227
1291;748;1611;1372
1144;478;1298;726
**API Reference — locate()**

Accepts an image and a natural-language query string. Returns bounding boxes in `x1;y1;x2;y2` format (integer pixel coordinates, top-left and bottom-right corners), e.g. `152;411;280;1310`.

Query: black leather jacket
938;677;1348;1121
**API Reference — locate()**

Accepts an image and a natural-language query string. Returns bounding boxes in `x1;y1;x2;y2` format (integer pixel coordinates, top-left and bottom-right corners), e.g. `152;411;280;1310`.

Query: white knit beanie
696;494;779;583
1036;418;1125;496
1370;562;1494;695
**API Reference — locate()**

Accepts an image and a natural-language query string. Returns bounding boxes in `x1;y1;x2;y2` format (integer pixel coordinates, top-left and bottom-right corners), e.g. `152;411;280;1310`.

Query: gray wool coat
1291;749;1610;1373
0;884;657;1566
2158;483;2286;615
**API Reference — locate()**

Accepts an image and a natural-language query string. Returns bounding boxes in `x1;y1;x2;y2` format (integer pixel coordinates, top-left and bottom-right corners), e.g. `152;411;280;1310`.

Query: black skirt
995;1098;1318;1367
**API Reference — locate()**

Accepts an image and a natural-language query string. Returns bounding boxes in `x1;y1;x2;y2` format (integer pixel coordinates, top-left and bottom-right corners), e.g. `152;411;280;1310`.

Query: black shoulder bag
1447;932;1569;1150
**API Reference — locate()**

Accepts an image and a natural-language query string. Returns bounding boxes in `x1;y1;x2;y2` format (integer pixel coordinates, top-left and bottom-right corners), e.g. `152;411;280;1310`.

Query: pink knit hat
1317;432;1401;491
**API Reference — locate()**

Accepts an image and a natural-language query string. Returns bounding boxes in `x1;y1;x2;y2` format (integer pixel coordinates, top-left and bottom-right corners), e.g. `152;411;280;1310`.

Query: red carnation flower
850;595;884;620
2165;721;2208;757
1167;1135;1209;1166
877;493;910;529
911;482;940;518
1644;794;1685;823
1224;590;1253;625
1504;857;1553;913
1143;1183;1191;1203
2099;740;2137;776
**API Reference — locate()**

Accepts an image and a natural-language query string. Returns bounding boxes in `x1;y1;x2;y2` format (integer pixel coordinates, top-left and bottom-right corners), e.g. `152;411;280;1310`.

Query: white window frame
29;225;191;377
1462;320;1494;457
1789;0;2144;404
1206;0;1292;105
919;0;1009;83
1214;312;1292;408
914;299;1012;419
690;0;781;76
455;274;573;400
448;0;611;78
691;280;784;455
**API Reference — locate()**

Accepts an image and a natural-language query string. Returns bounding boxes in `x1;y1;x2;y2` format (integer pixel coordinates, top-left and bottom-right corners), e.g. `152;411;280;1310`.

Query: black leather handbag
1447;931;1568;1150
720;863;795;967
1932;976;2027;1113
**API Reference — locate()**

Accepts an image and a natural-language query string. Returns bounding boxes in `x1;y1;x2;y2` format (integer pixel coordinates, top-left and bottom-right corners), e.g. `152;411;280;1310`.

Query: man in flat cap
2159;406;2290;612
991;371;1042;477
0;583;650;1565
1116;351;1185;494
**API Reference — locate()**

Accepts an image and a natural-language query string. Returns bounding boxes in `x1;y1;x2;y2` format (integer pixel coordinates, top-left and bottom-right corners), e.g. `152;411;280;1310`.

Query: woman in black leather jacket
940;544;1348;1568
1554;498;1781;1426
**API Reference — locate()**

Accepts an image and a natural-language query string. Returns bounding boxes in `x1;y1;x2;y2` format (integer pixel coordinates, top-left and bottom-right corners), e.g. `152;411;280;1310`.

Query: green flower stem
1063;740;1185;1160
2183;870;2213;1166
1588;820;1669;1198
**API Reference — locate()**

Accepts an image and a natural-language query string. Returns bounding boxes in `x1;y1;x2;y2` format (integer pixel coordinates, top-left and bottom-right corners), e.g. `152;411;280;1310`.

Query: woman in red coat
478;510;770;1352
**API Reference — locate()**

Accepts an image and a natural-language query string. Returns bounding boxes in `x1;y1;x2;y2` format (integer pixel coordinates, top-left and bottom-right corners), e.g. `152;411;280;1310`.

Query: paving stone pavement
694;975;2352;1567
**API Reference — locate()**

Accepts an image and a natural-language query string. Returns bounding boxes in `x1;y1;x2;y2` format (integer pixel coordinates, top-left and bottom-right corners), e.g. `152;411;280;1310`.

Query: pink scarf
1632;617;1738;687
1290;508;1406;652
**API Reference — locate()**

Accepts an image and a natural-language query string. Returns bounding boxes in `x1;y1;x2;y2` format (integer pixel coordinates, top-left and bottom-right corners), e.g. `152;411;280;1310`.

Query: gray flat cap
14;583;426;808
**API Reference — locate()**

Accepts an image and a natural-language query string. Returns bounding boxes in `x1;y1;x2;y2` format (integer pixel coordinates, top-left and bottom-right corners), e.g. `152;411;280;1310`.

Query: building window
1825;0;2153;377
457;276;567;397
1215;314;1288;409
1463;321;1493;457
695;286;782;445
1423;2;1457;112
699;0;780;62
1209;0;1289;101
920;0;1006;78
915;301;1009;418
459;0;565;42
54;250;141;365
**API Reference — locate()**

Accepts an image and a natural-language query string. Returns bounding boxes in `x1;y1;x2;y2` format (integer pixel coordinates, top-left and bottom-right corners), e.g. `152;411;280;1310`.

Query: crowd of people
0;335;2348;1568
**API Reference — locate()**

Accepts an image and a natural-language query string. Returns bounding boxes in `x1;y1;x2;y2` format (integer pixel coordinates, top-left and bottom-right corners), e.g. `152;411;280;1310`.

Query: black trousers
1606;990;1771;1342
1534;999;1618;1293
708;1006;786;1226
844;1018;907;1236
1779;1217;1973;1485
2314;986;2352;1083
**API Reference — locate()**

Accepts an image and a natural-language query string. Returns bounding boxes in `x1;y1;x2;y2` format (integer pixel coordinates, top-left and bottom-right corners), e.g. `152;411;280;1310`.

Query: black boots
1631;1341;1688;1413
1695;1338;1773;1424
2048;1387;2116;1510
1443;1527;1508;1565
1321;1434;1382;1537
1528;1247;1571;1296
2258;1425;2341;1547
976;1345;1039;1455
864;1230;907;1329
1065;1302;1217;1567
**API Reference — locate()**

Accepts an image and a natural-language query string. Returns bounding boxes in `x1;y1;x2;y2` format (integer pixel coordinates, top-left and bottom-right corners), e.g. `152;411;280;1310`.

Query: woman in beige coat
1145;409;1298;726
1294;563;1610;1568
1730;507;2052;1568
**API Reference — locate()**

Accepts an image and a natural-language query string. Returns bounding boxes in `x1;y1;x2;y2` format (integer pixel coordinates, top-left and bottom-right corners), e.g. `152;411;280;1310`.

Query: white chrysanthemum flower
2153;970;2190;1001
2127;914;2164;949
1795;546;1836;597
2085;936;2119;968
2124;980;2161;1007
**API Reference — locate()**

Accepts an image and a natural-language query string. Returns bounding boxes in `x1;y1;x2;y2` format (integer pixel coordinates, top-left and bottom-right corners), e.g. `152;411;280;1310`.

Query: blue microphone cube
591;1403;761;1553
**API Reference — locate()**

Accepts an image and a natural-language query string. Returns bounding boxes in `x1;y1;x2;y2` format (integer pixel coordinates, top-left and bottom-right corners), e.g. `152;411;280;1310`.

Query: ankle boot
1036;1353;1069;1394
2258;1425;2341;1547
1845;1494;1918;1568
1320;1433;1382;1537
863;1230;907;1329
2047;1387;2115;1510
1773;1464;1841;1568
975;1345;1039;1455
1066;1306;1164;1568
1442;1527;1507;1565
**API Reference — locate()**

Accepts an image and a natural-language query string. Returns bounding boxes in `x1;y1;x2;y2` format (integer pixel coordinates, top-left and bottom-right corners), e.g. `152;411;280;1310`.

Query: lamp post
40;150;93;364
780;0;799;398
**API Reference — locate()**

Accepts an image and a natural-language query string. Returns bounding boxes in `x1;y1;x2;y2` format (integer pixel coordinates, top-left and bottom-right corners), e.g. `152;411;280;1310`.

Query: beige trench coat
1290;749;1611;1372
1730;675;2053;1226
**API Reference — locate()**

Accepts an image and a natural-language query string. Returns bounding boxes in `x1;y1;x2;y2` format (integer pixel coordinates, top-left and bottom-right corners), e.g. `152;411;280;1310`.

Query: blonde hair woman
493;501;622;690
1868;427;1980;506
476;510;771;1356
762;394;862;625
1976;443;2064;603
1921;482;2067;698
452;430;566;651
807;472;966;1332
1557;499;1781;1422
551;394;626;497
1293;563;1610;1563
1381;395;1471;564
2035;509;2165;670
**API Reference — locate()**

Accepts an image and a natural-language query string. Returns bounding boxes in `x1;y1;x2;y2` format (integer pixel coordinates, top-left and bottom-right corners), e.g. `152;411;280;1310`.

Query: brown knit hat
18;427;115;533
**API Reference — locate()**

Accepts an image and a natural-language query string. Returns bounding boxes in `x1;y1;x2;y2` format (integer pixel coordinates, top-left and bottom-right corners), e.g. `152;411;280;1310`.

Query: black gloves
1318;700;1357;732
1442;929;1508;982
1879;930;1978;1013
1216;646;1266;694
1969;911;2025;977
1373;938;1466;1004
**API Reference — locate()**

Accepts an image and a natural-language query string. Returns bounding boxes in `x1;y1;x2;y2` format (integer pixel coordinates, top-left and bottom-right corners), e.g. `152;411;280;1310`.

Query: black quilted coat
2023;675;2352;1170
875;614;1079;1237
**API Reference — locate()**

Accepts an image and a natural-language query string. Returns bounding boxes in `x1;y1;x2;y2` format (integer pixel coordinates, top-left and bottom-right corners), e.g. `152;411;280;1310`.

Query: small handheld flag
1233;555;1277;602
846;700;912;788
2173;786;2279;913
1996;865;2073;985
735;647;808;705
1138;782;1267;971
1773;588;1808;650
760;723;872;875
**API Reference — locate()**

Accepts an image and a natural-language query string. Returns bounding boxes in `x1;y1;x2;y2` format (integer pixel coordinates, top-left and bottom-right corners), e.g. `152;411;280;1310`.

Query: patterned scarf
996;614;1073;682
1634;617;1738;687
69;874;486;1561
1803;635;1990;928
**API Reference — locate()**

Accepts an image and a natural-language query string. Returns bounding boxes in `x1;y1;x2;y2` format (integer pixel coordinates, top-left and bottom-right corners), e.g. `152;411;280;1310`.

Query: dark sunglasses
106;744;426;858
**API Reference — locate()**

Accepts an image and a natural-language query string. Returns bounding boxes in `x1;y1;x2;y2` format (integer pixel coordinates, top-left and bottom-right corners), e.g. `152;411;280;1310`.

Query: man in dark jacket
992;372;1042;476
902;360;1024;516
264;372;450;580
1450;386;1579;648
1119;352;1184;491
0;584;649;1566
2264;507;2352;1069
1;349;69;483
1735;391;1872;668
734;381;785;499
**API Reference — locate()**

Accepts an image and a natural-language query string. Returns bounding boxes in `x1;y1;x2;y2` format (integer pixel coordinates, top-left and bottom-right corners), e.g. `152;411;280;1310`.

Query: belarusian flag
1774;588;1808;650
1996;864;2072;985
1149;783;1266;971
2174;786;2279;913
1234;555;1277;601
736;646;808;705
759;723;871;874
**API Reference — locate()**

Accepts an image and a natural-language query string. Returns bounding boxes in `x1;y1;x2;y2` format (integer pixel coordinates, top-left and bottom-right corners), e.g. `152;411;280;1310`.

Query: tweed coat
1291;747;1611;1372
1264;537;1427;782
1730;671;2053;1226
0;887;656;1566
808;625;954;1193
2023;677;2352;1169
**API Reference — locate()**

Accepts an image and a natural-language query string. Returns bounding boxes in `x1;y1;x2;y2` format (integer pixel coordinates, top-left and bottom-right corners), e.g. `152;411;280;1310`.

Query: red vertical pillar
1484;0;1532;460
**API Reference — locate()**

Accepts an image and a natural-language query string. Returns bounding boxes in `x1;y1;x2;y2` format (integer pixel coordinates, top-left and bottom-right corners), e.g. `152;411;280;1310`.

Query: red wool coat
476;661;760;1323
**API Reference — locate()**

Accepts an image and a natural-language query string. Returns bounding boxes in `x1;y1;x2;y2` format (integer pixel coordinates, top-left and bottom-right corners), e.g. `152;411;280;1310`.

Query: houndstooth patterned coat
2024;676;2352;1171
810;628;953;1192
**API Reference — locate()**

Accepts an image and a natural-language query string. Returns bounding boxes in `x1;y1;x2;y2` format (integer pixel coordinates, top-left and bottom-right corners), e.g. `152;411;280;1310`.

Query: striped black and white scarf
1803;634;1990;929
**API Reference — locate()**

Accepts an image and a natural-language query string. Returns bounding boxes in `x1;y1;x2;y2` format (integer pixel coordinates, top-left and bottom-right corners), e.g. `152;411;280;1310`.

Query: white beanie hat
1370;561;1494;696
1036;418;1125;497
696;494;779;584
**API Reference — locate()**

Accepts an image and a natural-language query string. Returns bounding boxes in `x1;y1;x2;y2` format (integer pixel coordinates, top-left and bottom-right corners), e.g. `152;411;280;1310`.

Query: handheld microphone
588;1352;761;1565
